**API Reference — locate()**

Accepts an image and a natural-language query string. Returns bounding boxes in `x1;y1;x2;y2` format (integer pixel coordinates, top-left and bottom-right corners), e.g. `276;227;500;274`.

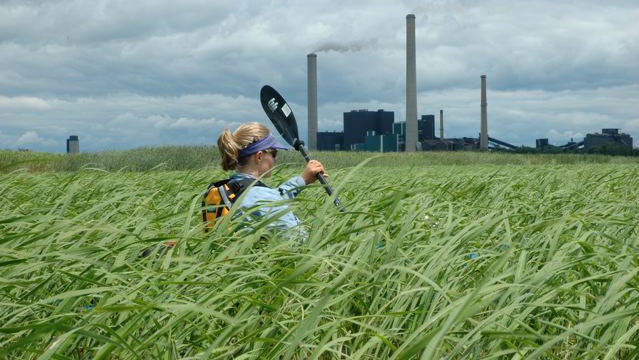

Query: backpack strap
204;177;267;207
224;178;267;203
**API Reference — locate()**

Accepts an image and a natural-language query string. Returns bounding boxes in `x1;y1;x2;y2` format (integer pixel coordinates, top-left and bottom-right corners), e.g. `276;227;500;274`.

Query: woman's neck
237;166;259;178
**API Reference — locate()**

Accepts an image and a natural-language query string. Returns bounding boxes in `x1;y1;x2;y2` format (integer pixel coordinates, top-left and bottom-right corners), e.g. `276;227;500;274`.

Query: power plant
307;14;633;154
309;13;491;152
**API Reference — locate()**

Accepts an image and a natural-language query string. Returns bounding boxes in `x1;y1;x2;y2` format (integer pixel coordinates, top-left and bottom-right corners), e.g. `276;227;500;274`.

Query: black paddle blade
260;85;299;147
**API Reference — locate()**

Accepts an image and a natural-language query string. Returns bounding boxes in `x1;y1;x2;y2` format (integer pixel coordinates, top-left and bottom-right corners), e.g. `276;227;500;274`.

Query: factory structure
534;128;634;154
585;129;633;151
66;135;79;154
307;14;634;155
316;110;633;154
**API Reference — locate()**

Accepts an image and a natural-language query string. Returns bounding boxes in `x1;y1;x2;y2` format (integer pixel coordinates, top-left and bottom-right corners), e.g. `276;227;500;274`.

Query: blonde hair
217;122;270;170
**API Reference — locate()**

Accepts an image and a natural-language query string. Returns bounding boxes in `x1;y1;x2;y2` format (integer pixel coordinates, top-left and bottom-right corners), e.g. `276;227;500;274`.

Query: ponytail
216;122;270;171
217;130;240;171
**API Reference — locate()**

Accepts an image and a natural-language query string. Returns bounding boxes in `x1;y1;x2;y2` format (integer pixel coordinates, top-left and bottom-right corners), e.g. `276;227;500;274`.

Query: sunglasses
263;149;278;158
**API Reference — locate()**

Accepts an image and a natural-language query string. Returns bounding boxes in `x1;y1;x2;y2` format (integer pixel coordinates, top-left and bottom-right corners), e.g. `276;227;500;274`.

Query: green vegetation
2;146;639;173
1;148;638;358
0;146;216;173
509;144;639;157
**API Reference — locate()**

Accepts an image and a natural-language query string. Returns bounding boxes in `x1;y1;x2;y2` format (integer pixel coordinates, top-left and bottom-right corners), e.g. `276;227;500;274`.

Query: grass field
1;148;638;359
2;147;638;172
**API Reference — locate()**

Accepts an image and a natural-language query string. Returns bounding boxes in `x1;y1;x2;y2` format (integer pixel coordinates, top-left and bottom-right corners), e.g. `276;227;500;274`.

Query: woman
216;122;327;238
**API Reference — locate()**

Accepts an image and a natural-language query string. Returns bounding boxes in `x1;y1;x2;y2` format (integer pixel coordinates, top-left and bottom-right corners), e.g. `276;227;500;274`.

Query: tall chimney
307;53;318;150
439;109;444;141
480;75;488;150
405;14;418;152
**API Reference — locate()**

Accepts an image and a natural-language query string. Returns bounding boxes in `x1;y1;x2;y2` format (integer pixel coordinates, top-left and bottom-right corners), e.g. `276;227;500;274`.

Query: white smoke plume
313;39;377;53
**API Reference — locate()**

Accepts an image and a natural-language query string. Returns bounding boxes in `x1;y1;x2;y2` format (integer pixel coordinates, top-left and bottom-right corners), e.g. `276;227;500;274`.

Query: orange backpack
201;178;266;232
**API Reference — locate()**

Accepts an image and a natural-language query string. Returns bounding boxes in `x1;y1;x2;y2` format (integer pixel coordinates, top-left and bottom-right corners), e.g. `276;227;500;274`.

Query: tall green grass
0;146;215;173
1;162;637;358
2;147;639;173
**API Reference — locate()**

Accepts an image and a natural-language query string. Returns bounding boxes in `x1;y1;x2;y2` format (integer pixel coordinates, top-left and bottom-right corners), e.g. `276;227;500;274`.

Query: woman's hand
301;160;328;185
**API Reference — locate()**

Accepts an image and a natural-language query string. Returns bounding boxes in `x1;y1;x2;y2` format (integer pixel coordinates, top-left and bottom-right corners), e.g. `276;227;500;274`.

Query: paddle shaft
294;139;343;209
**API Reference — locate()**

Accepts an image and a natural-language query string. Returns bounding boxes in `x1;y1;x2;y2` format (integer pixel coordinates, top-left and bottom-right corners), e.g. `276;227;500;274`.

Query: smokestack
439;109;444;141
480;75;488;150
405;14;418;152
307;53;318;151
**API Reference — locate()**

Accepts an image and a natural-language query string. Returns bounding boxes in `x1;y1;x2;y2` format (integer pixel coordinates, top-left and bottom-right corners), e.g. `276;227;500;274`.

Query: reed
2;147;639;173
1;160;637;358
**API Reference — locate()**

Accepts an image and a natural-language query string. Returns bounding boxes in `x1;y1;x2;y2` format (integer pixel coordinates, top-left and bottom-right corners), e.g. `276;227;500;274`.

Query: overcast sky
1;0;638;152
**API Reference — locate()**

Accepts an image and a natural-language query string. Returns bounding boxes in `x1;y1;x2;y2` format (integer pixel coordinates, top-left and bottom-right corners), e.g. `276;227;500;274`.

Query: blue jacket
230;173;307;239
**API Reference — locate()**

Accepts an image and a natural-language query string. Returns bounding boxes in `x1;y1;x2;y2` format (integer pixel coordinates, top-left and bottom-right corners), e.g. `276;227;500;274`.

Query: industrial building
317;109;395;152
584;129;633;152
531;129;633;154
348;131;398;152
343;109;394;150
394;115;438;151
317;131;344;151
365;131;398;152
419;115;435;141
394;122;406;151
66;135;79;154
536;138;549;151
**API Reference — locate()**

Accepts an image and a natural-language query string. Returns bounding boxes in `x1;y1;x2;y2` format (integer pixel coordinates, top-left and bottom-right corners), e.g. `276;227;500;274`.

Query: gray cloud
0;0;637;152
